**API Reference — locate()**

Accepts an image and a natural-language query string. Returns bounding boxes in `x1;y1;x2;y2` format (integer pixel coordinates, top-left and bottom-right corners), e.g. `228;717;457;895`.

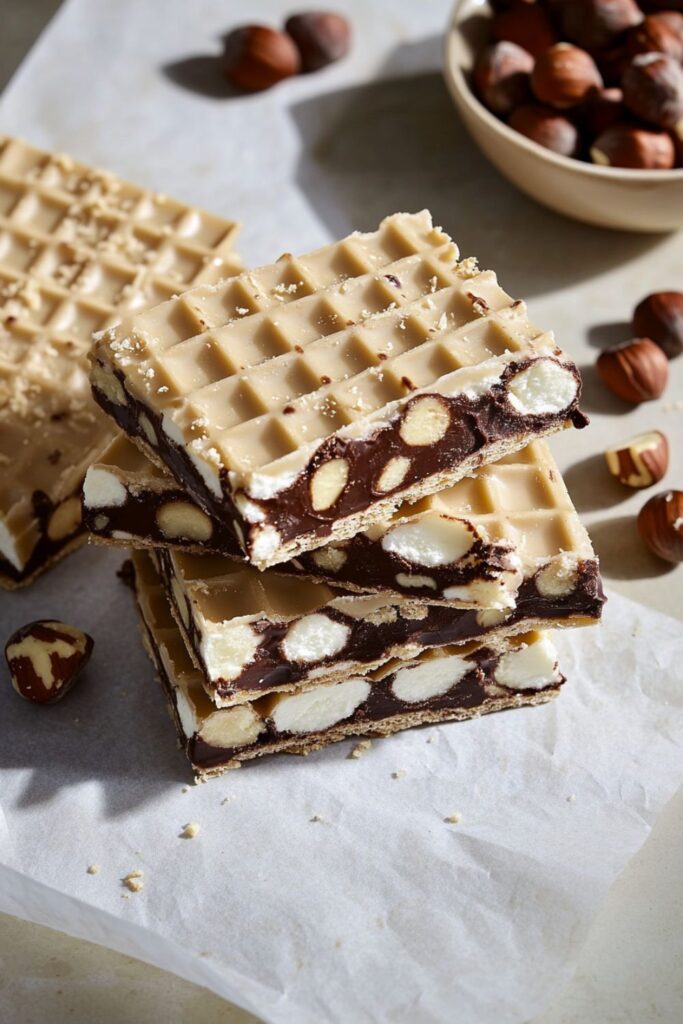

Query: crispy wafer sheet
91;210;587;569
132;551;563;777
0;136;241;588
85;436;597;611
155;541;602;708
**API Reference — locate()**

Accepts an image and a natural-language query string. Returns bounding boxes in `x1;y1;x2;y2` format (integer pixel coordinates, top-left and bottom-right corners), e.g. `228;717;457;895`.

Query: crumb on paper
348;739;372;760
181;785;190;794
122;870;144;892
335;938;343;950
392;770;406;780
566;794;577;803
180;821;200;839
221;795;236;806
86;864;100;875
310;814;324;823
444;813;461;825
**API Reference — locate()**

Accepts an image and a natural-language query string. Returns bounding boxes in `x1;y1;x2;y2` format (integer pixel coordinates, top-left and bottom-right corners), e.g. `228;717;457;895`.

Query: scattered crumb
444;814;461;825
426;737;433;744
391;770;406;780
348;740;372;760
180;822;201;839
181;785;190;794
122;870;144;892
566;794;577;803
334;938;343;950
221;795;236;806
309;814;324;823
86;864;100;876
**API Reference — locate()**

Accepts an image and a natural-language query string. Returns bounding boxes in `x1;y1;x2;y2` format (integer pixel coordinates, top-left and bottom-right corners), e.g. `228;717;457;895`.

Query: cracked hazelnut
310;458;349;511
596;338;669;403
5;620;93;704
473;41;534;116
509;104;581;157
493;3;558;59
637;490;683;563
626;13;683;64
590;124;676;168
632;292;683;359
223;25;301;92
559;0;643;52
622;53;683;132
399;395;451;446
285;12;351;72
605;430;669;488
532;44;604;109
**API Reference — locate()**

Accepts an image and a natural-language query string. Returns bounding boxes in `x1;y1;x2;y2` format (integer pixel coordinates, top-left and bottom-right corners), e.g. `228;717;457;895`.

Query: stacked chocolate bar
85;211;603;776
0;136;242;587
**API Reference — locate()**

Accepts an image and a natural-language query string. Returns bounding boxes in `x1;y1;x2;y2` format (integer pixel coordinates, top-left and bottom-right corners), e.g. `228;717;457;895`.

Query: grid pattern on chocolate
96;208;540;471
132;551;562;776
0;136;241;582
94;210;548;481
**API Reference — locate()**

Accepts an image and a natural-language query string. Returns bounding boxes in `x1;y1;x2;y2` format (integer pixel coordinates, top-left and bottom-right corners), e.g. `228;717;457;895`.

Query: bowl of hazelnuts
444;0;683;231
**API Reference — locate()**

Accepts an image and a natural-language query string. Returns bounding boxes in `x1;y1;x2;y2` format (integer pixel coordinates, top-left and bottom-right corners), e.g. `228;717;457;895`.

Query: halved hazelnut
399;395;451;446
5;620;93;704
605;430;669;488
155;501;214;541
310;458;349;511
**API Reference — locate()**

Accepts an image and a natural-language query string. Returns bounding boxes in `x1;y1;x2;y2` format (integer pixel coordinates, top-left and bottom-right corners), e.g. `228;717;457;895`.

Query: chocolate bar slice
91;210;586;570
132;551;565;777
153;542;601;707
85;436;596;612
0;136;241;588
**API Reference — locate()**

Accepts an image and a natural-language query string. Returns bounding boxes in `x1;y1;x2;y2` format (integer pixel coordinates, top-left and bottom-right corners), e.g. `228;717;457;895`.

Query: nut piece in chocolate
5;620;94;704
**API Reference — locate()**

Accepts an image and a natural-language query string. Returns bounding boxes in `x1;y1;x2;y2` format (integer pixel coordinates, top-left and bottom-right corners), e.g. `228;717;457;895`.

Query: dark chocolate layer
159;550;602;701
92;355;587;562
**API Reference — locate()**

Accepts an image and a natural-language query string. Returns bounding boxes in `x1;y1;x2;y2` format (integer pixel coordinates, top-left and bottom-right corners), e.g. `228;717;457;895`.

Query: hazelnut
223;25;301;92
582;87;625;138
310;458;349;511
605;430;669;488
399;395;451;446
622;53;683;133
590;123;676;168
5;620;93;705
626;13;683;64
509;104;581;157
637;490;683;563
559;0;643;52
632;292;683;359
473;41;534;116
284;12;351;73
532;43;604;110
596;337;669;403
492;3;558;59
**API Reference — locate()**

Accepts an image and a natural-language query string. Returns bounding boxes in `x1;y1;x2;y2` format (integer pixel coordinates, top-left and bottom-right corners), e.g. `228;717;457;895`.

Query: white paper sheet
1;1;683;1021
1;544;682;1024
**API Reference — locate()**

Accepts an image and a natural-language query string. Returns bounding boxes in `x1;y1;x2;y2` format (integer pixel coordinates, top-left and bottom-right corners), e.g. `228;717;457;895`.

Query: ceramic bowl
443;0;683;232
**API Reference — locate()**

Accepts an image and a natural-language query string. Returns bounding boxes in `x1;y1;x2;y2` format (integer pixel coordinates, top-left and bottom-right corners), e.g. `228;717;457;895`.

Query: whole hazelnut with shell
596;337;669;403
492;2;558;58
590;123;676;168
532;43;604;109
559;0;643;53
474;41;534;115
622;52;683;132
633;292;683;358
223;25;301;92
637;491;683;564
509;104;581;156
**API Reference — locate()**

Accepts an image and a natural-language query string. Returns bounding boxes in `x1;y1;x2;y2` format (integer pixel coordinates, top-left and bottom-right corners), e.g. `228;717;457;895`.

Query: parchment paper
1;1;683;1021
